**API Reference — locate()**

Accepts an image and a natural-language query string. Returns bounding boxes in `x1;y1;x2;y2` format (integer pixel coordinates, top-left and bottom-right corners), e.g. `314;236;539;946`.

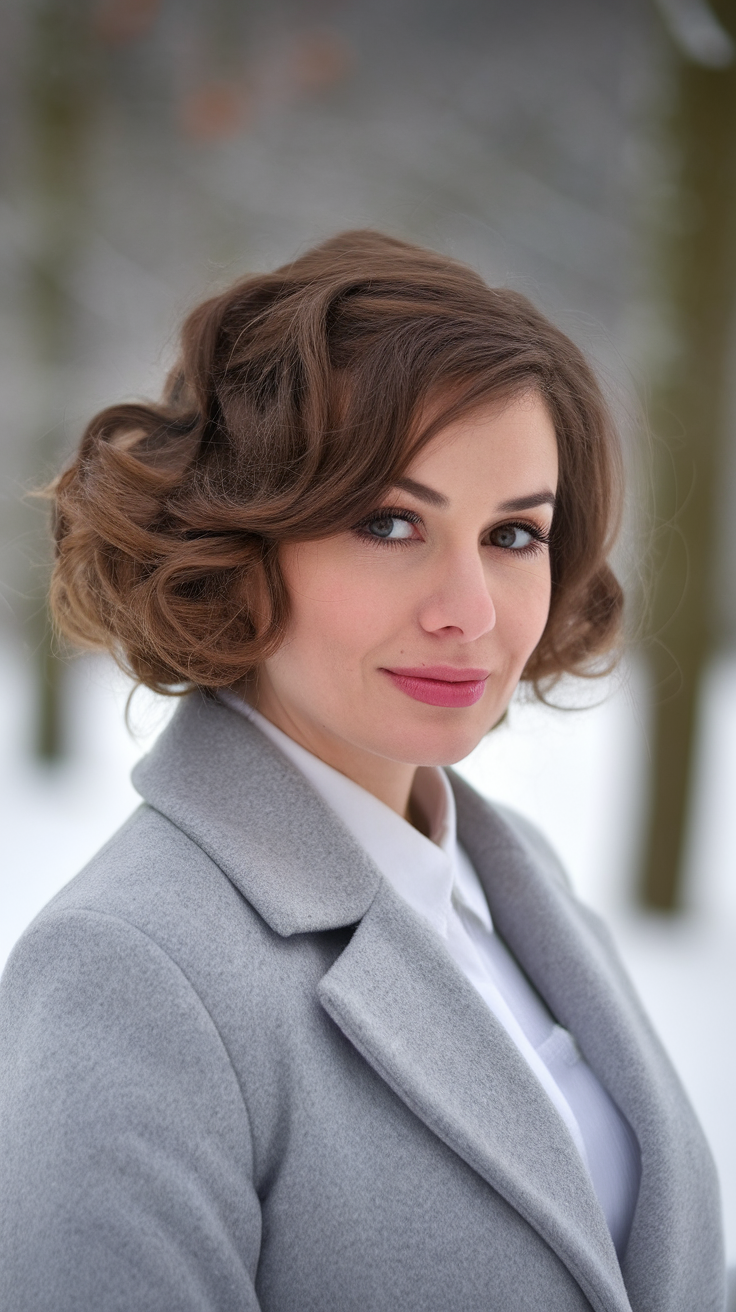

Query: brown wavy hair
49;229;624;695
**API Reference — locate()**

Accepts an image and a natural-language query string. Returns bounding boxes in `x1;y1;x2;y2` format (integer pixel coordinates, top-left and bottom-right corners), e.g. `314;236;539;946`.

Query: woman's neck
241;681;419;821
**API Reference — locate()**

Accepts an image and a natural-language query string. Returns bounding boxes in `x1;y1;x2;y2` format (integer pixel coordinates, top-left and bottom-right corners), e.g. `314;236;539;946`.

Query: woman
0;231;725;1311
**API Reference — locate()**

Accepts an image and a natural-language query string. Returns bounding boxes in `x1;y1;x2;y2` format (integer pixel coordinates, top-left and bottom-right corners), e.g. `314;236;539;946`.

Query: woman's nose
417;552;496;642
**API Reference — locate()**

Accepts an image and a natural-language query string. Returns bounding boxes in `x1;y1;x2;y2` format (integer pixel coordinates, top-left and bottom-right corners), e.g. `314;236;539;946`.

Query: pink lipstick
381;665;489;708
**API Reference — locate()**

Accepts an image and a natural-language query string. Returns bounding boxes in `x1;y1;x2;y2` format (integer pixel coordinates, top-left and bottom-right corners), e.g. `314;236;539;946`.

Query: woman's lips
381;666;489;708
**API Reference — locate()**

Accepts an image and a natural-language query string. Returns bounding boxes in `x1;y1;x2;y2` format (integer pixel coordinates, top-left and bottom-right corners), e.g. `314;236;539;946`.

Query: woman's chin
372;716;497;769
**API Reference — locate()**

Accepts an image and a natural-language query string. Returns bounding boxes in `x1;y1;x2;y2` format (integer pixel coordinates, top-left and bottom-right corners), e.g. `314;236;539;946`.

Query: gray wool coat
0;692;726;1312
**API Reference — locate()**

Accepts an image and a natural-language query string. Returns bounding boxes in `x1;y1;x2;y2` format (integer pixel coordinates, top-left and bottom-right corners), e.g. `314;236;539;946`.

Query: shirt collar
220;693;466;939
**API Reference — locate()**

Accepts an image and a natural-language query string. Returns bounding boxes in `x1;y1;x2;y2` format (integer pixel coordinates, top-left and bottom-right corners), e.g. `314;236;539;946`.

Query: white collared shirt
220;693;640;1257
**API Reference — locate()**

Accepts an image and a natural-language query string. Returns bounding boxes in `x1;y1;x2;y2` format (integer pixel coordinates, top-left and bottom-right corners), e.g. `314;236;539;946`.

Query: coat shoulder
487;801;574;894
2;800;335;1043
18;802;256;958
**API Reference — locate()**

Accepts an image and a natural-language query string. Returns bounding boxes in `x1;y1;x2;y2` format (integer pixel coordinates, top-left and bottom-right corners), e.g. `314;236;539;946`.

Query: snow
2;643;735;1261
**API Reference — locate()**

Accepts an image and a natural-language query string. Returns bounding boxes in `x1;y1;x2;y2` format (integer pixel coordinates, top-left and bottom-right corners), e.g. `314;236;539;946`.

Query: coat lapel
449;772;724;1312
133;696;721;1312
319;878;632;1312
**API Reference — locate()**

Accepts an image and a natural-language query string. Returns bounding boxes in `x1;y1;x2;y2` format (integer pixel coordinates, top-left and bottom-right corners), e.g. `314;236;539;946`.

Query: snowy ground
2;641;735;1261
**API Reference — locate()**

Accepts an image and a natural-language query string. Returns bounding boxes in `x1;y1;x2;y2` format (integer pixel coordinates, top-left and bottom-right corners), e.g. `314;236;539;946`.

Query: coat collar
134;696;628;1309
132;692;381;935
133;693;721;1312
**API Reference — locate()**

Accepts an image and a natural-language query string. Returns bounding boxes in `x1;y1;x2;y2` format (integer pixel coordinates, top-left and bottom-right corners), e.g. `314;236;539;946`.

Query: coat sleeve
0;908;263;1312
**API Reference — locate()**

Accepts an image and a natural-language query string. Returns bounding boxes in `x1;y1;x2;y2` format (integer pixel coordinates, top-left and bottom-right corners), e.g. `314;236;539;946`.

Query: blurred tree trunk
24;0;96;760
640;0;736;909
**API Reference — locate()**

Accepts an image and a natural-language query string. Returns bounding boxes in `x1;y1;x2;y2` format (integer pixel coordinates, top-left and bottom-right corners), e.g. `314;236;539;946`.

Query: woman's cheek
324;566;410;645
495;568;551;661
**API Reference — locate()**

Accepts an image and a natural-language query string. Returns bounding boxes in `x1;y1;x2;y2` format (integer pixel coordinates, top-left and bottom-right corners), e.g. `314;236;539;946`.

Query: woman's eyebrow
498;491;557;512
392;477;556;514
392;476;449;507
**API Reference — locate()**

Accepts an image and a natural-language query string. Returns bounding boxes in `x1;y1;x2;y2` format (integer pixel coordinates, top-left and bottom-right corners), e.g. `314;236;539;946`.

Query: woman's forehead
403;393;558;482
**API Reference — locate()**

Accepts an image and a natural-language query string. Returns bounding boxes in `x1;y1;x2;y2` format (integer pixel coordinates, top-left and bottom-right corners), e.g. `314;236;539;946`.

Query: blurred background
1;0;736;1261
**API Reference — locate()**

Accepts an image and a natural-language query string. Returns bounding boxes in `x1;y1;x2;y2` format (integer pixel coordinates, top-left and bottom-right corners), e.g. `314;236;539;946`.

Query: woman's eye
489;524;536;551
364;516;416;540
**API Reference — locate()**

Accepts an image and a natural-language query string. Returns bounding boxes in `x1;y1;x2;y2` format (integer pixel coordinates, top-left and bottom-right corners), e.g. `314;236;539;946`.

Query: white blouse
220;693;641;1258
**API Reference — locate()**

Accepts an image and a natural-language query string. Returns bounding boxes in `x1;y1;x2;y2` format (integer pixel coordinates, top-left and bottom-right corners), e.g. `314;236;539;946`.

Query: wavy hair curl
49;230;624;695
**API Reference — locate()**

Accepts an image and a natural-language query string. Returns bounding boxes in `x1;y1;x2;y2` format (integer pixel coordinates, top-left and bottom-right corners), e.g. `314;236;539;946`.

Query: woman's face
257;390;558;784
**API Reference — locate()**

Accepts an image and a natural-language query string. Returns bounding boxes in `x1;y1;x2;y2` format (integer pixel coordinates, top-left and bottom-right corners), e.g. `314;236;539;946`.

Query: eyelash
493;519;552;557
353;509;551;556
353;507;422;550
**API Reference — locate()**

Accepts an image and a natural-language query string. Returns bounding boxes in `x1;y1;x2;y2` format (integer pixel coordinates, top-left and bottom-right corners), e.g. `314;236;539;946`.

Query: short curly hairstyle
49;229;624;695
